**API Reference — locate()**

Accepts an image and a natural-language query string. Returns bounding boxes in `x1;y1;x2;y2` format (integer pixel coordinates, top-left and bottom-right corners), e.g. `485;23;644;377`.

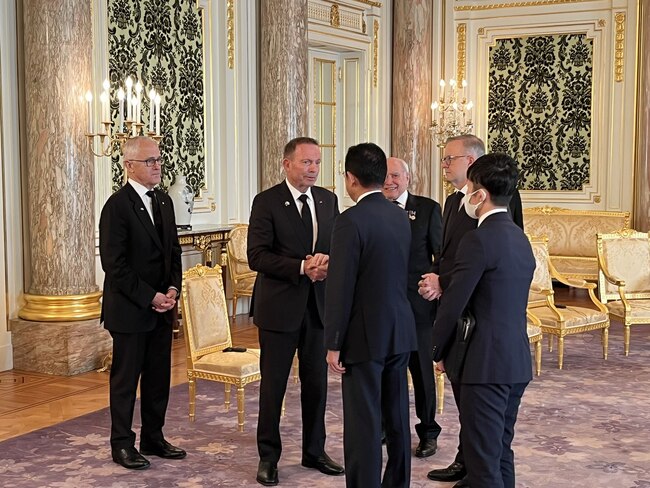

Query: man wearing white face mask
430;153;535;488
420;135;523;488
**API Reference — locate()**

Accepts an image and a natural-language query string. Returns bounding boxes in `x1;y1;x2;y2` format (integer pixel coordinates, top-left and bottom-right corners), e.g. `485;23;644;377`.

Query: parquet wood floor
0;287;591;443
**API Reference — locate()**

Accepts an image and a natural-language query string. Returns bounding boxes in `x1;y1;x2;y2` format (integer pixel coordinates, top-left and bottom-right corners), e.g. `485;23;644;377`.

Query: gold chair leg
548;334;554;352
535;341;542;376
293;354;299;384
602;326;609;360
225;383;231;411
435;371;445;414
281;396;286;417
237;386;245;432
407;370;413;391
557;336;565;370
232;294;238;321
188;376;196;422
624;323;630;356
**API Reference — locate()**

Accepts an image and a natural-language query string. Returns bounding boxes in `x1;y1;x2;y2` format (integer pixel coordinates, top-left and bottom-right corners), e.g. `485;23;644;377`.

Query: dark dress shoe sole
140;449;187;459
112;457;150;470
256;477;279;487
301;459;345;476
427;469;467;482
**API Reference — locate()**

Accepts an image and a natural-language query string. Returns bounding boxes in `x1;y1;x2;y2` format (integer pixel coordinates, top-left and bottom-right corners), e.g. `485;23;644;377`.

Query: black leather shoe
140;439;187;459
112;447;150;470
415;438;438;458
256;461;279;486
453;476;469;488
301;452;345;476
427;461;467;482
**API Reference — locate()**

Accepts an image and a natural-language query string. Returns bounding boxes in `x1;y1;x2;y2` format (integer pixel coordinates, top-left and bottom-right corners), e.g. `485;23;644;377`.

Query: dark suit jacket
247;181;339;332
433;189;523;291
324;192;417;364
404;193;442;327
431;212;535;384
99;183;182;333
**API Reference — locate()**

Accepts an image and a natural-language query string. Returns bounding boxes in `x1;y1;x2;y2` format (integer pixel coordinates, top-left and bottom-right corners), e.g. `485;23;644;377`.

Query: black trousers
342;352;411;488
460;382;528;488
256;290;328;463
409;326;442;441
109;317;173;450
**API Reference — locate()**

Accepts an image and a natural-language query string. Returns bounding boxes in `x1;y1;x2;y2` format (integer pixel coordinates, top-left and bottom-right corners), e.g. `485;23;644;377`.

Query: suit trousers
451;380;465;465
342;352;411;488
460;382;528;488
257;288;327;463
409;326;442;441
109;316;173;450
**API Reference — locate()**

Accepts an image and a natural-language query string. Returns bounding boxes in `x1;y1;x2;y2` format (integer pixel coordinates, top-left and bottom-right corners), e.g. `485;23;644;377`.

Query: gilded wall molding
457;23;467;83
615;12;625;82
455;0;593;11
227;0;235;69
373;20;379;88
308;1;364;33
356;0;382;7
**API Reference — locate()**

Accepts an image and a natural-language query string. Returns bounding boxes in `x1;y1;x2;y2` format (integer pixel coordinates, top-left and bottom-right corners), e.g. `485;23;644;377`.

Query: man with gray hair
382;156;442;459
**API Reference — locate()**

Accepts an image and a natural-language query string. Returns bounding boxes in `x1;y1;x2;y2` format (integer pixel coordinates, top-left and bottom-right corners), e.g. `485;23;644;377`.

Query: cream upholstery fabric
527;235;609;369
597;230;650;355
194;349;261;376
524;207;630;281
226;224;256;318
181;264;261;431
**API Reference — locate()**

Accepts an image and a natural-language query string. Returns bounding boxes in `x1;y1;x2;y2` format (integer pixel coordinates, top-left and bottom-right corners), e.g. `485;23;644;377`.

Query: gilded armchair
527;235;609;369
180;264;261;431
597;229;650;355
226;224;257;320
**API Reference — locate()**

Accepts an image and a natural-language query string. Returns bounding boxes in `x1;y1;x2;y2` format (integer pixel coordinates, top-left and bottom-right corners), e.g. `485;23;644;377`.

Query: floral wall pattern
487;34;593;191
107;0;205;193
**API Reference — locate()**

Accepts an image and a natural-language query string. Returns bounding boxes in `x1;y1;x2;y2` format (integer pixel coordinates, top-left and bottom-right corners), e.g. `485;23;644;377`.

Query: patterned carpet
1;323;649;487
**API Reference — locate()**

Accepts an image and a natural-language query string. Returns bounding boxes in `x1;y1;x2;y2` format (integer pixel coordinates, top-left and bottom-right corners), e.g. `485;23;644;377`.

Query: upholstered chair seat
527;235;609;369
597;229;650;355
181;264;261;432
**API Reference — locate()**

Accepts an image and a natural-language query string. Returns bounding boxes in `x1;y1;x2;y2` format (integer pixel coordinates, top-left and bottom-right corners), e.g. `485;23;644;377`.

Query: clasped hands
305;253;329;282
151;290;177;313
418;272;443;301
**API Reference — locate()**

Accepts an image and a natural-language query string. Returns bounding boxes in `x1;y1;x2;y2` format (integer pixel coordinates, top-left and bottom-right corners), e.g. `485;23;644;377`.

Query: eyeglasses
129;156;163;167
440;155;469;166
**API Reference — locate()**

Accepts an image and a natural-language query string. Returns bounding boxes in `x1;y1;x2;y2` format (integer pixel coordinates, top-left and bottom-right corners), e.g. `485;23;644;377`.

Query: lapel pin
284;201;290;207
408;210;416;221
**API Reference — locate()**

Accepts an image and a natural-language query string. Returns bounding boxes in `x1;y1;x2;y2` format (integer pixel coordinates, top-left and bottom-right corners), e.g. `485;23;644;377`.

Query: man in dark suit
421;135;523;487
247;137;343;486
99;136;185;470
325;143;417;488
382;156;442;459
431;153;535;488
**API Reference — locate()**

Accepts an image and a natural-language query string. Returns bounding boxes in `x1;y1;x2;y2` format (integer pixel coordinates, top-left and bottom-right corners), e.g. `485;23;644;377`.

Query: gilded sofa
523;206;630;282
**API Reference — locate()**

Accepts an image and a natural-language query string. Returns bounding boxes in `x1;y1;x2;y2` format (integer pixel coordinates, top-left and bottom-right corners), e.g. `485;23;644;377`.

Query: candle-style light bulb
155;94;161;135
117;88;125;131
103;79;110;92
85;91;93;134
125;77;133;121
439;79;446;101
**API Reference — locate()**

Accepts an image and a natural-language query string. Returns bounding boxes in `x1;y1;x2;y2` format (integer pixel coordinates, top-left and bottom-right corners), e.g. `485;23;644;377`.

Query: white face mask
463;189;485;220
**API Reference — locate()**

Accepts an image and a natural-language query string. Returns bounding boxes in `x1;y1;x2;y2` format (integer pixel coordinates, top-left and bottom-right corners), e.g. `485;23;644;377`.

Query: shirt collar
395;190;408;208
478;207;508;227
357;189;382;202
128;179;153;198
285;179;314;202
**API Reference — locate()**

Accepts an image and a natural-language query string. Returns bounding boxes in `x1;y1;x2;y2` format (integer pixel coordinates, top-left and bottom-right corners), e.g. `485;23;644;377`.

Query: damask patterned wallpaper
487;34;593;191
107;0;205;193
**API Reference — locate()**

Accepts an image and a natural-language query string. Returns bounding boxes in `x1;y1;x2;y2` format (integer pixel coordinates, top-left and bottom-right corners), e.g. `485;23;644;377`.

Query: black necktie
298;194;313;251
146;190;163;240
393;200;403;209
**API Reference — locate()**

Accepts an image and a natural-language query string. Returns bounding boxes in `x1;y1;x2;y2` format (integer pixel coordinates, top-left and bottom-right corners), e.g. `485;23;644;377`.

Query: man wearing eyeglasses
99;136;184;470
420;134;523;487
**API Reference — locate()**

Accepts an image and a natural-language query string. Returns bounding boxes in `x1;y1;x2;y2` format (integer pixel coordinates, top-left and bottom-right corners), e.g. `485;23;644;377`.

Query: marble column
391;0;433;197
259;0;309;190
635;3;650;232
10;0;110;375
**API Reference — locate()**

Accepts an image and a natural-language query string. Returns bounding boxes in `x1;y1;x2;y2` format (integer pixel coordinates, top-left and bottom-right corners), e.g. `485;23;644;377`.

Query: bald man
383;157;443;458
